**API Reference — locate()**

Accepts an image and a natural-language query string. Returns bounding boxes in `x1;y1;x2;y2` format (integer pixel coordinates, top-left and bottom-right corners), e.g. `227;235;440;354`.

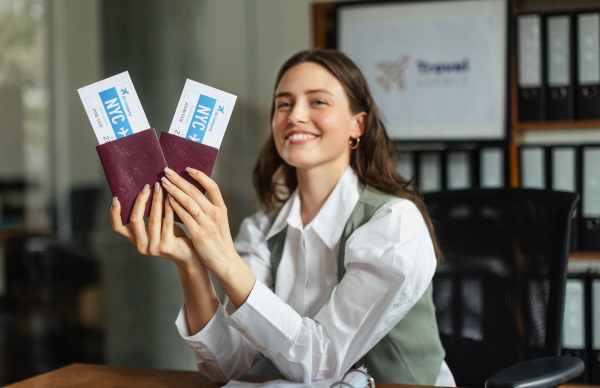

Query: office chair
425;189;584;388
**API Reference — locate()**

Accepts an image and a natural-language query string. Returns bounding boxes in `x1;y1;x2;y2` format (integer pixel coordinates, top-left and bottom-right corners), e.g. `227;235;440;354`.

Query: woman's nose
288;103;309;125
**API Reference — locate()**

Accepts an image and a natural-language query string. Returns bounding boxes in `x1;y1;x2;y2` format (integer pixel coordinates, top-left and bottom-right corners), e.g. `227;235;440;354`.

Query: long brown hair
253;48;441;260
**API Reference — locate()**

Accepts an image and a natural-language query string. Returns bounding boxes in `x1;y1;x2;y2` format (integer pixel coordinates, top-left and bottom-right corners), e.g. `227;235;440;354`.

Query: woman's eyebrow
274;92;292;99
306;89;333;96
275;89;334;99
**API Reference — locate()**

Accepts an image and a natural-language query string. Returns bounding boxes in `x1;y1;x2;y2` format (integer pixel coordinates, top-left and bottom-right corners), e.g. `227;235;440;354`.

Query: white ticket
77;71;150;144
168;79;237;149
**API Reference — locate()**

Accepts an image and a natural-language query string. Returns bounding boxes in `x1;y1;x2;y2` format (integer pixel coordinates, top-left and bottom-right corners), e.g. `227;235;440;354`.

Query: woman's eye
277;102;291;109
312;99;326;106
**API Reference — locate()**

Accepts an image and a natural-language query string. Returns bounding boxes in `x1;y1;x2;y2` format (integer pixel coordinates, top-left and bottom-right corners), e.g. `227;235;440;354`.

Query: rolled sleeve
223;279;303;355
176;303;235;357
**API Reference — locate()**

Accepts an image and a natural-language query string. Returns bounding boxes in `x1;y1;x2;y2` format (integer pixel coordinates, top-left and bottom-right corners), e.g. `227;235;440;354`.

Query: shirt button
195;345;204;350
258;345;266;351
238;328;246;334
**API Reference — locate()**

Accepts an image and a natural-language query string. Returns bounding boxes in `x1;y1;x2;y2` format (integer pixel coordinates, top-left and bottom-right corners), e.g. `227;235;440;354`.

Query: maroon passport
96;128;167;224
159;132;219;223
159;131;219;194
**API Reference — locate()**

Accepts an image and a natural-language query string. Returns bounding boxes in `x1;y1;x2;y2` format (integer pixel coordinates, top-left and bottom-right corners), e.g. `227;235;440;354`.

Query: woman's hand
110;181;199;268
160;167;256;309
159;167;238;274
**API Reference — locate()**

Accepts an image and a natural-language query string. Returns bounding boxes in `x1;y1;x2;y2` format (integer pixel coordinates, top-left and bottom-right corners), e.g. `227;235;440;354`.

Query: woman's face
272;62;365;172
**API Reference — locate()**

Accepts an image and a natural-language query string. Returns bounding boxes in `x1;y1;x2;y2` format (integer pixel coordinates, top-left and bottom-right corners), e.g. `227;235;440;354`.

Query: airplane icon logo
120;87;129;95
118;128;129;137
217;105;224;114
189;134;200;142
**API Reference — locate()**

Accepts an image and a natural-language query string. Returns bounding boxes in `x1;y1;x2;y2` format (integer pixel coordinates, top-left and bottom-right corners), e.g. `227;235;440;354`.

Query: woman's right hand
110;182;199;267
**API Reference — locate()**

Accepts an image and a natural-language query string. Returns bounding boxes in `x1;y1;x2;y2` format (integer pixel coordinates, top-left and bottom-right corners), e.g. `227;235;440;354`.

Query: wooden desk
5;364;424;388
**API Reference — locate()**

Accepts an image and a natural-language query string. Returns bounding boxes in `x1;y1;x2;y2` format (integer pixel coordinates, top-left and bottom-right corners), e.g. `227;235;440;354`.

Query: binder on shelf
480;147;506;188
546;14;575;120
562;275;589;383
446;151;471;190
520;146;547;189
576;13;600;119
518;14;546;121
396;151;415;182
581;146;600;251
550;146;579;251
589;275;600;384
416;151;442;193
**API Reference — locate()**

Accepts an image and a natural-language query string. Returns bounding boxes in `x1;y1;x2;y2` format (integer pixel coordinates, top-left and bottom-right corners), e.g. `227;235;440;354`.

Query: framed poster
337;0;509;142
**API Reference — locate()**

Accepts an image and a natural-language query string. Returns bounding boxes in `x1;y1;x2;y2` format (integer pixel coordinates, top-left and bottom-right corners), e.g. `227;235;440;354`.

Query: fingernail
168;194;175;202
161;177;171;186
142;184;150;193
164;167;175;177
154;182;160;193
112;197;118;207
186;167;197;174
165;196;170;205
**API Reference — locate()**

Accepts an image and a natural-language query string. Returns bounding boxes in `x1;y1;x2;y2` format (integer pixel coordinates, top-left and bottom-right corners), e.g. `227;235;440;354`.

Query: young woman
110;49;455;386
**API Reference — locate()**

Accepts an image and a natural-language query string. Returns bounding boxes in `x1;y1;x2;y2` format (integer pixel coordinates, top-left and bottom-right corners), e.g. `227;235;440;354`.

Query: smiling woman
110;48;454;386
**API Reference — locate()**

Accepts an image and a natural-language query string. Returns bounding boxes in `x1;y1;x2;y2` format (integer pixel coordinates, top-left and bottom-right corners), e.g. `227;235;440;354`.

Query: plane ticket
77;71;150;144
168;79;237;149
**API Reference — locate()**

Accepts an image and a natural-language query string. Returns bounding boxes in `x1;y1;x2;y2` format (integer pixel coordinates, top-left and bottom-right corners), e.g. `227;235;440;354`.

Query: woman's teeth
288;133;316;140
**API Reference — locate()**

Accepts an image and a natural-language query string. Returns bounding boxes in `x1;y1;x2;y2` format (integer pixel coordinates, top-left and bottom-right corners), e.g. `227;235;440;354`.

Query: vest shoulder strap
336;185;397;281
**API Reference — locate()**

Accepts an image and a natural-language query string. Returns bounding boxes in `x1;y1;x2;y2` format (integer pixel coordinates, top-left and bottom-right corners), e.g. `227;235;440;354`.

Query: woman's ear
351;112;367;138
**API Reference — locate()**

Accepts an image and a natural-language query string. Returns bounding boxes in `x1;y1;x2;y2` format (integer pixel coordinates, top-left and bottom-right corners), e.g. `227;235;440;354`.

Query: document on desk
77;71;150;144
167;79;237;149
224;378;337;388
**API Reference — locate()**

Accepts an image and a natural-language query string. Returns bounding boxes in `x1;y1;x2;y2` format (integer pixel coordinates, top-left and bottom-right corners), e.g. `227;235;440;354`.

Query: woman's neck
297;162;349;227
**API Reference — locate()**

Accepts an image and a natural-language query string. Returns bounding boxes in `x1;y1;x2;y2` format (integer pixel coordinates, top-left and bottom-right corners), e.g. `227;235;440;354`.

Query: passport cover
97;128;167;224
159;131;219;194
160;132;219;223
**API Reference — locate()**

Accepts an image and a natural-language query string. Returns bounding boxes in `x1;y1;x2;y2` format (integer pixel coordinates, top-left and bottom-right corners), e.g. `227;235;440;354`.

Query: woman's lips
286;132;319;145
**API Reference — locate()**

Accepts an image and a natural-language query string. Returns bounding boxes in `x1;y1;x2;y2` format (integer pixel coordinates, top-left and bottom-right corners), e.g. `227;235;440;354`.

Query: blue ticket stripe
187;94;216;143
99;87;133;139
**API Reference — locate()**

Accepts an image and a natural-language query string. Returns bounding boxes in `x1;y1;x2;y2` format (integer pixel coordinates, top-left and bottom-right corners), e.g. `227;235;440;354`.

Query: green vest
267;185;445;385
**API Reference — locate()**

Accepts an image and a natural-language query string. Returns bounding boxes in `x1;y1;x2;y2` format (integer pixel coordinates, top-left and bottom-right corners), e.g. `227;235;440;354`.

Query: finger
161;175;211;217
186;167;225;208
110;197;135;243
168;194;202;230
162;195;175;241
130;184;151;253
163;167;213;211
148;182;163;253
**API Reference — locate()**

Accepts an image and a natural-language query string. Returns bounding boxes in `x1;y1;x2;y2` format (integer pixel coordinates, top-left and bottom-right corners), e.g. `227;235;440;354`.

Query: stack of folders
562;272;600;384
517;11;600;121
519;144;600;252
396;147;509;194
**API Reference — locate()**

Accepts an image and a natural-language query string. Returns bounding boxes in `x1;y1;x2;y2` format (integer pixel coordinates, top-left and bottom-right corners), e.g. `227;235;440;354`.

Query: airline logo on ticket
78;71;150;144
168;79;237;149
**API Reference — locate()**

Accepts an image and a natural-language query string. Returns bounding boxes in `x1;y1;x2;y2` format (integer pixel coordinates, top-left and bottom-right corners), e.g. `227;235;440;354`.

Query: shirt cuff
175;302;236;358
223;279;303;355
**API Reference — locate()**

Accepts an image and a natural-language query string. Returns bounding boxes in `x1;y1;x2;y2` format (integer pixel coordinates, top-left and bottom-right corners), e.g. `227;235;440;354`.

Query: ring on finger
192;209;204;219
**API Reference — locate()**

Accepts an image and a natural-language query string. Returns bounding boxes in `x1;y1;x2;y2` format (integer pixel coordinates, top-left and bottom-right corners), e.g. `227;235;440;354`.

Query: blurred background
0;0;329;384
3;0;600;386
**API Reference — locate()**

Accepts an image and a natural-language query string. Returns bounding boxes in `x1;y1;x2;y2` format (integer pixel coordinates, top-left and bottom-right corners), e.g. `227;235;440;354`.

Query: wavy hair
252;48;441;260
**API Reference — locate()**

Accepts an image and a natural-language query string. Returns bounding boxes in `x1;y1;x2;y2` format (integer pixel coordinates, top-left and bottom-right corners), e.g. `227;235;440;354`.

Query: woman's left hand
160;167;256;309
160;167;239;277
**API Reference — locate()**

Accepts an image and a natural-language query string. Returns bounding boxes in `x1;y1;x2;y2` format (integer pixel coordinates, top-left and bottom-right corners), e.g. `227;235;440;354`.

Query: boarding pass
78;72;150;144
168;79;237;149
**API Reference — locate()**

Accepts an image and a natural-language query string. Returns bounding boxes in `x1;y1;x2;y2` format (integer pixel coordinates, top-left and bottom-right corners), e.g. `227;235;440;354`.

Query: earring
349;137;360;150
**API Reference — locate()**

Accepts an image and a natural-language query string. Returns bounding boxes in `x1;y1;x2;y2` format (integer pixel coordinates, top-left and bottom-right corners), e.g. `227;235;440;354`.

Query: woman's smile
285;130;320;144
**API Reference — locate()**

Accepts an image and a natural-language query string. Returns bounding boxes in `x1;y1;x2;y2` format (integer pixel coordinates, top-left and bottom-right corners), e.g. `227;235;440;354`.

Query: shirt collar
265;167;360;249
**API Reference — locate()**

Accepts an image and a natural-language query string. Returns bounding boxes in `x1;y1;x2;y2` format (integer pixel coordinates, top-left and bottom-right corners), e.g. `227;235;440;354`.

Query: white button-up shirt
175;167;455;386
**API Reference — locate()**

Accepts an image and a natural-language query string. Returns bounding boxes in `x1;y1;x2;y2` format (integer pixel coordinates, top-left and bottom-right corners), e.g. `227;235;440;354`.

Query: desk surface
5;364;423;388
6;363;596;388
